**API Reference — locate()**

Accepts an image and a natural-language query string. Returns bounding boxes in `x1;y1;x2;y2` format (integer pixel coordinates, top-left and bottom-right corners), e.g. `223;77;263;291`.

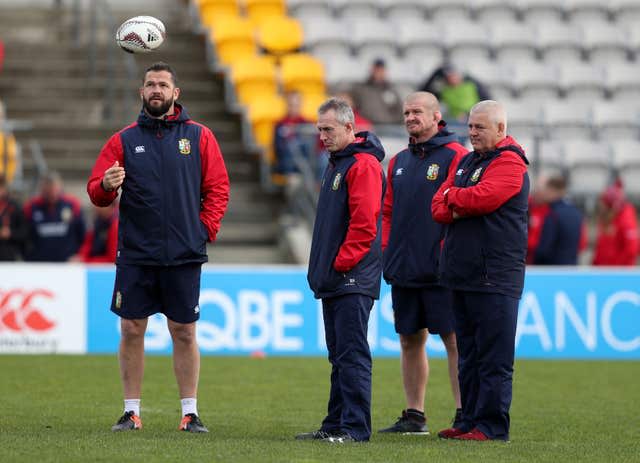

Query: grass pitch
0;355;638;463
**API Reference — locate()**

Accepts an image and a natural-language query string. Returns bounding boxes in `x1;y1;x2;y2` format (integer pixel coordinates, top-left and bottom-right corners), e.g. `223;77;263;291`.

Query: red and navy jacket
307;131;386;299
23;194;86;262
432;136;530;298
593;202;639;265
533;198;585;265
87;104;230;266
78;210;119;263
382;124;467;287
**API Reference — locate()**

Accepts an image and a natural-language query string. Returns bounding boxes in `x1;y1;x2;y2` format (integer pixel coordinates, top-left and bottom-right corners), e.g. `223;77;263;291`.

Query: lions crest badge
470;167;483;183
426;164;439;181
332;173;342;191
178;138;191;155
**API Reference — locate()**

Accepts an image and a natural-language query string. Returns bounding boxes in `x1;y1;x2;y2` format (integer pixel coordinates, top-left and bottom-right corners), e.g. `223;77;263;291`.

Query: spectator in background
335;91;373;133
592;179;639;266
23;171;85;262
419;63;490;122
75;201;119;263
527;173;551;264
273;91;314;178
351;58;404;125
0;173;27;261
533;173;586;265
0;100;18;185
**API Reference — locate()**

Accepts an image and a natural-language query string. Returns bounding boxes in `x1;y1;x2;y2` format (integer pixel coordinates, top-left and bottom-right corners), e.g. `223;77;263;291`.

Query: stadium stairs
0;1;294;264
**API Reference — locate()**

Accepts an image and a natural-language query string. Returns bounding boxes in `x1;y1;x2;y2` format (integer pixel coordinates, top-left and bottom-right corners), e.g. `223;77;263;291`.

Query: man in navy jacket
432;100;529;441
299;97;385;443
87;62;229;434
379;92;467;435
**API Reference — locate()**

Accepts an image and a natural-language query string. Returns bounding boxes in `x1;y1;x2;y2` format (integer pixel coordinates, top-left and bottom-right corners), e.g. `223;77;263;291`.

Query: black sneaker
323;433;356;443
378;410;429;435
111;410;142;431
295;429;334;440
179;413;209;433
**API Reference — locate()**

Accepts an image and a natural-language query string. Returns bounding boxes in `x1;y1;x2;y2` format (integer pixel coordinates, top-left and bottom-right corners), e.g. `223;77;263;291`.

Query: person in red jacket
76;202;119;263
592;179;639;266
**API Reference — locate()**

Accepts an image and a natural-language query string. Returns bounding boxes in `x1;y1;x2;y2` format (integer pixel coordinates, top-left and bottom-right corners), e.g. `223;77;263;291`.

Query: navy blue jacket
307;132;386;299
432;136;530;298
534;199;583;265
382;126;467;287
87;104;230;266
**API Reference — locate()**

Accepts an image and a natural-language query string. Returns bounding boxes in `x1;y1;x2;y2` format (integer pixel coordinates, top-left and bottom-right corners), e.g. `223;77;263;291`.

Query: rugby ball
115;16;166;53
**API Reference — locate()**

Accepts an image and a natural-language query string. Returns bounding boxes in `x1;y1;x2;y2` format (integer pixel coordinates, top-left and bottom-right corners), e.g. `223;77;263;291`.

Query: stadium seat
301;17;351;63
332;0;380;19
287;0;332;21
384;56;422;88
244;0;287;26
441;20;491;64
256;15;304;56
395;19;444;66
349;17;398;63
565;0;611;23
280;53;326;96
301;92;328;121
502;98;544;141
208;15;257;66
379;0;428;22
511;61;560;100
322;54;369;88
515;0;564;23
246;92;287;162
610;0;640;26
229;55;278;105
460;59;515;100
562;139;613;199
198;0;241;26
625;24;640;61
535;21;584;65
610;139;640;199
579;20;629;65
542;100;593;140
591;101;640;140
489;22;537;63
605;63;640;103
428;0;471;22
537;139;566;172
472;0;519;23
558;62;607;101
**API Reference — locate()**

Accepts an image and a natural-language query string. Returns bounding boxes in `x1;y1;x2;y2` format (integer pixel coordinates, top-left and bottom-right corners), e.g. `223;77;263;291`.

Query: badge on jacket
178;138;191;155
426;164;439;180
332;173;342;191
471;167;483;183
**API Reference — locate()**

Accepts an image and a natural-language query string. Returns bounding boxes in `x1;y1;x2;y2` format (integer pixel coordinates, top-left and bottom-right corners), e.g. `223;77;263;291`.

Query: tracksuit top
432;136;530;298
307;131;386;300
534;198;584;265
382;125;467;287
87;104;230;266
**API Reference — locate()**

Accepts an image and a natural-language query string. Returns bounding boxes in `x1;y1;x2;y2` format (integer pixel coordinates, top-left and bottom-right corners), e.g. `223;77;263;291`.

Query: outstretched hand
102;161;125;192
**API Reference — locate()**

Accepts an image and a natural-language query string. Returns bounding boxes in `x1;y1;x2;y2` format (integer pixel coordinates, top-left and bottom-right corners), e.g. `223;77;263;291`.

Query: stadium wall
0;264;638;359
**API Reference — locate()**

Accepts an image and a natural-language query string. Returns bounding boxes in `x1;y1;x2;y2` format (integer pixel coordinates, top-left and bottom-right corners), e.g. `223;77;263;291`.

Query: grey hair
318;97;355;125
470;100;507;132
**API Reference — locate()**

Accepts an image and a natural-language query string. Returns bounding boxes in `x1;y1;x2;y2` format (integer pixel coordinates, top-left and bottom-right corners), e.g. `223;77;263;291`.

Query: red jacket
592;203;639;266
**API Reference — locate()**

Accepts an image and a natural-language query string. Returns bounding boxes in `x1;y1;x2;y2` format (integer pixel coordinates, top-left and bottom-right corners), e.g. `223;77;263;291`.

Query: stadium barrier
0;264;638;359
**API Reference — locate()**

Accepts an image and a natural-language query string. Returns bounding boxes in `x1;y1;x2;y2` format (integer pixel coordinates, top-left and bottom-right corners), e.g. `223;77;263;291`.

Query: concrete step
206;243;290;264
215;221;279;245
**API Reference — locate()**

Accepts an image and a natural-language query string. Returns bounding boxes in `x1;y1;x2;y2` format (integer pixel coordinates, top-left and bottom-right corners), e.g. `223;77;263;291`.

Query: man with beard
379;92;466;436
87;62;230;433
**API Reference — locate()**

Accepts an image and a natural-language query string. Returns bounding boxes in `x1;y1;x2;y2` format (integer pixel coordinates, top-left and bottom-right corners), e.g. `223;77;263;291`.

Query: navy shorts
391;285;455;335
111;263;202;324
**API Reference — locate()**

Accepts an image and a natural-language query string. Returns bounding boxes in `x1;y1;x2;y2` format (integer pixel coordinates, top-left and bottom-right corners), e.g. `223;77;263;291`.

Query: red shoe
438;427;466;439
452;428;490;441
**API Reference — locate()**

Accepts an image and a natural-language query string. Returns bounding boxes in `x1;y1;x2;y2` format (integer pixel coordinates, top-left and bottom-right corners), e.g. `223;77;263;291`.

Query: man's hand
102;161;125;192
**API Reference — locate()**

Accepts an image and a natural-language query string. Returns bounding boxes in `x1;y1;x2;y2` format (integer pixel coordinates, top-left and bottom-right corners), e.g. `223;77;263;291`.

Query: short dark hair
142;62;178;86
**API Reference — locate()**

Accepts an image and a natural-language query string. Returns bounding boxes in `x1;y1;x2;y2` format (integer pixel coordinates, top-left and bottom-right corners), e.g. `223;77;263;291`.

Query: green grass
0;355;638;463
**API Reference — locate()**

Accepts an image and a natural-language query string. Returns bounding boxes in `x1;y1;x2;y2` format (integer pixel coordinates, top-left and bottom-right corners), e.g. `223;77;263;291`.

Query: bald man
432;100;529;441
379;92;467;435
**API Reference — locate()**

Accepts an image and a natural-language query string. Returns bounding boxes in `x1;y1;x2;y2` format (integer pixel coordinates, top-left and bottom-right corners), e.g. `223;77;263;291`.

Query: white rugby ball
116;16;166;53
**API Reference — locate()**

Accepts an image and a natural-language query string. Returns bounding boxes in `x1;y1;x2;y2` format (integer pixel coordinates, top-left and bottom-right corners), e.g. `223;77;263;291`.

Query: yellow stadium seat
230;55;279;104
0;131;17;184
244;0;287;26
198;0;241;26
279;53;326;96
208;16;257;66
256;16;304;56
246;93;287;162
300;92;328;122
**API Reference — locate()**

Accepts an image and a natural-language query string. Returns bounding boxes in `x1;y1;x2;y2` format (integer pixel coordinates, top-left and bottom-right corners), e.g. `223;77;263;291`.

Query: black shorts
391;285;455;335
111;263;202;324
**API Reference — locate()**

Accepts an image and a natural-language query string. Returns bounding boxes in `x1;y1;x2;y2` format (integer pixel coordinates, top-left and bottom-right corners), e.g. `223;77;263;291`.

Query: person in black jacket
378;92;467;435
297;97;385;443
0;173;26;260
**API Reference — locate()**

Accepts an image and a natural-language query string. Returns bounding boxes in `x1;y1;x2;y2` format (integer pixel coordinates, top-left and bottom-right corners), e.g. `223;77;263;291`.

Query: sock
181;398;198;416
406;408;426;422
124;399;140;416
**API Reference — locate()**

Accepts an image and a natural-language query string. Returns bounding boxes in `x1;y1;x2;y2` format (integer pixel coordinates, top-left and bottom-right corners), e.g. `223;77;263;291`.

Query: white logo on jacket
135;145;145;153
395;168;404;176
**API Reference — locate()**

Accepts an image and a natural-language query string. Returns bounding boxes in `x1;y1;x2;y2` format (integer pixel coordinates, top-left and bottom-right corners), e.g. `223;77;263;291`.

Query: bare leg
441;331;462;409
168;319;200;399
400;329;429;413
119;318;148;399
